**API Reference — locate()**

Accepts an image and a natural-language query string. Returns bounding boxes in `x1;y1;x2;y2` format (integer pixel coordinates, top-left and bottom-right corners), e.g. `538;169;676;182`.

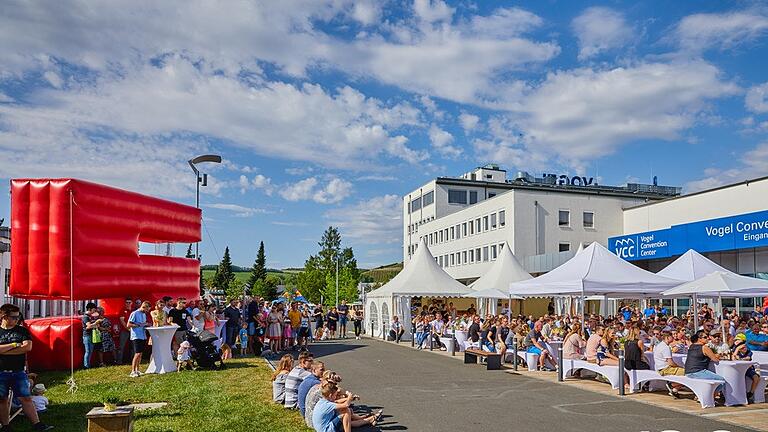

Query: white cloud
458;113;480;133
325;194;402;244
428;124;461;158
204;203;266;217
356;175;397;181
686;142;768;192
507;61;739;167
746;82;768;114
350;0;382;26
413;0;454;24
279;177;352;204
673;10;768;52
572;7;633;60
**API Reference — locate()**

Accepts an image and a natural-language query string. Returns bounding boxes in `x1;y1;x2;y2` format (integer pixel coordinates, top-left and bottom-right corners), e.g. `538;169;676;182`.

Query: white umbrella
663;271;768;335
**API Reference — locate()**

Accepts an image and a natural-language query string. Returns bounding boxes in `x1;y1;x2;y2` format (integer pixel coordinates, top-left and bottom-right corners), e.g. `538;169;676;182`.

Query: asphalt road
306;337;754;432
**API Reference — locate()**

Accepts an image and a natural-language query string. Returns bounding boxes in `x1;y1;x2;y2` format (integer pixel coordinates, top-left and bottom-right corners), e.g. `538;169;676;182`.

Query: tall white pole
335;255;339;307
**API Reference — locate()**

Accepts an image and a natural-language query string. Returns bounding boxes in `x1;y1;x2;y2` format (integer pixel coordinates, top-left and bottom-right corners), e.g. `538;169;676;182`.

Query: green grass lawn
18;357;311;432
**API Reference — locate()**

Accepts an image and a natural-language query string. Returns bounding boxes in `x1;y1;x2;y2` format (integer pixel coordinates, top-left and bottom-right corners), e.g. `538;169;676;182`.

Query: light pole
188;154;222;261
335;254;340;308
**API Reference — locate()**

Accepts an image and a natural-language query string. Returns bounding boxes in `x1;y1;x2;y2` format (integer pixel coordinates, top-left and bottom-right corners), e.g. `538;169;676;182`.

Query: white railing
2;295;92;319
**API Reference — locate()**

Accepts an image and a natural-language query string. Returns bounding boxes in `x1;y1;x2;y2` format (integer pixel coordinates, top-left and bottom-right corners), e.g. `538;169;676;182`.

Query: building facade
404;165;679;283
609;176;768;316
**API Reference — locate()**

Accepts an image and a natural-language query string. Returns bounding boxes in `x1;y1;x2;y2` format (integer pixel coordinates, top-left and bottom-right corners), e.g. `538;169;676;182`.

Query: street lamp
335;254;340;308
188;154;222;260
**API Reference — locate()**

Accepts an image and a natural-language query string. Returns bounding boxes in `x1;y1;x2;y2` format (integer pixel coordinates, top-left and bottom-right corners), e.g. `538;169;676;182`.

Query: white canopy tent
509;242;683;327
468;242;531;316
365;238;472;339
663;271;768;333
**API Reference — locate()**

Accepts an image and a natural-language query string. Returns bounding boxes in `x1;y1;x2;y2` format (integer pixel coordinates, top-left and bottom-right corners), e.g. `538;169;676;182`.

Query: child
176;340;192;370
31;384;49;413
239;322;249;357
220;343;232;360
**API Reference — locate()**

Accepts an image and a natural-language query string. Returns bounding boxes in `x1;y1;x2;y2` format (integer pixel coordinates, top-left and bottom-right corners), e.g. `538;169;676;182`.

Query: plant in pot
102;395;121;412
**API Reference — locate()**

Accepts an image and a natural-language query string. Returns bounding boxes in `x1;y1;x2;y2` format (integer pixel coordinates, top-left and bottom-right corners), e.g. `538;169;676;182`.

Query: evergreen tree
298;226;361;306
213;246;236;292
247;241;268;289
317;227;341;274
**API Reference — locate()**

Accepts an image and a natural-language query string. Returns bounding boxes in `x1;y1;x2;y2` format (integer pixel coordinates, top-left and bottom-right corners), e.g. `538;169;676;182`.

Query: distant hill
362;262;402;284
201;264;286;273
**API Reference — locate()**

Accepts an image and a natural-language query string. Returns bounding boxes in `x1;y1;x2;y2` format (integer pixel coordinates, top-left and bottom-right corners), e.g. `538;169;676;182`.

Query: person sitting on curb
389;316;404;342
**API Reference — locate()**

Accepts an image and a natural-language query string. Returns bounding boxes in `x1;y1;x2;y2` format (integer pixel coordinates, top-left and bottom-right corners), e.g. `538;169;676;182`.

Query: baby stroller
186;330;224;370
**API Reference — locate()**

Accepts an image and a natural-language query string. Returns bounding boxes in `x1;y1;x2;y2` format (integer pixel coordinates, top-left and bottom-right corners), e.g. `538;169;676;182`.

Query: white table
214;319;228;350
454;330;468;352
713;360;755;406
546;340;563;365
440;337;455;353
145;325;178;374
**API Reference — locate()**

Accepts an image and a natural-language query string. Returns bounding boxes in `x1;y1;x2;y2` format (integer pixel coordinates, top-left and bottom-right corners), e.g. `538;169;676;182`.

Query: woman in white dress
267;306;282;353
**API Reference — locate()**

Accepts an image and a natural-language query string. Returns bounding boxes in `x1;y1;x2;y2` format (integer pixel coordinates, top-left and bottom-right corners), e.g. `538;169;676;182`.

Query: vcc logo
614;237;636;259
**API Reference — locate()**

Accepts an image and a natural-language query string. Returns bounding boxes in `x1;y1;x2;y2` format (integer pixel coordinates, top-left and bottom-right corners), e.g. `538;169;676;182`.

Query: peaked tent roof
469;242;532;292
657;249;731;281
367;238;472;298
509;242;683;297
662;271;768;298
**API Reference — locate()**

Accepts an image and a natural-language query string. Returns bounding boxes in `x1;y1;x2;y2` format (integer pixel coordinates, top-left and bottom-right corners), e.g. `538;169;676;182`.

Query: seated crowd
272;351;382;432
406;300;768;405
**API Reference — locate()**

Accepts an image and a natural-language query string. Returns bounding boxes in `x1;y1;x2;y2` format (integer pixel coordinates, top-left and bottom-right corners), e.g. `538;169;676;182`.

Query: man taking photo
0;303;54;430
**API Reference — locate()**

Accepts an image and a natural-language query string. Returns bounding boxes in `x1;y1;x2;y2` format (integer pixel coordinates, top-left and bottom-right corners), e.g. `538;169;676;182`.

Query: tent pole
719;295;725;338
692;293;698;331
507;295;511;321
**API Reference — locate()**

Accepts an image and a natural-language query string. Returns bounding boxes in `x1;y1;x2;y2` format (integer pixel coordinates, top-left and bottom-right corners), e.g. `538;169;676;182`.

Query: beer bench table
464;348;502;370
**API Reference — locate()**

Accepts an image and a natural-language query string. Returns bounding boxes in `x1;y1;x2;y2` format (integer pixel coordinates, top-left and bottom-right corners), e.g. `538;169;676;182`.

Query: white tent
467;242;530;316
663;271;768;298
658;249;730;281
509;242;683;298
365;238;472;339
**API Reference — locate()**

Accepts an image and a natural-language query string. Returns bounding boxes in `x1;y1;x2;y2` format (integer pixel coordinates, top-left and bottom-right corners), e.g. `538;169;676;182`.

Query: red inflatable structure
10;178;201;370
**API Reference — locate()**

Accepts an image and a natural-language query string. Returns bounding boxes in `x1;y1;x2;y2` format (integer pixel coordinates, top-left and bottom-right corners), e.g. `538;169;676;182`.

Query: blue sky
1;1;767;269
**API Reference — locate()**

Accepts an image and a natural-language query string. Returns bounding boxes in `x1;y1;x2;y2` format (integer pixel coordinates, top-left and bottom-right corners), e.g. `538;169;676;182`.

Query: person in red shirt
117;298;133;365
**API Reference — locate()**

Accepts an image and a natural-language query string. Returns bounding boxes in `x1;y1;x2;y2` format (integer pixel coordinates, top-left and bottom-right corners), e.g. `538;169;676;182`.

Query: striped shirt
284;366;311;408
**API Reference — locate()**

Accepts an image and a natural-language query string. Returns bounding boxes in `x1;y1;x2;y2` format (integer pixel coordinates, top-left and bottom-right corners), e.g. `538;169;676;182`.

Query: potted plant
102;396;120;412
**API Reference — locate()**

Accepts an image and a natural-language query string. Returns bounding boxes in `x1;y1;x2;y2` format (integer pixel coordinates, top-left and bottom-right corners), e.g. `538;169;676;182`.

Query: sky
1;1;767;270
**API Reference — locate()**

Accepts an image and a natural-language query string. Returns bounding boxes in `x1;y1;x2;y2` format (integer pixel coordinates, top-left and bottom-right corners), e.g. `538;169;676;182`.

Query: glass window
448;189;467;204
429;233;433;245
469;191;478;204
491;213;497;229
422;191;434;207
411;197;421;212
499;243;504;252
475;218;481;233
482;246;489;262
450;254;455;266
469;221;475;235
444;228;448;242
462;250;467;264
469;249;475;263
439;230;443;243
455;224;461;240
559;243;570;252
488;192;496;198
483;216;489;231
462;223;467;237
450;226;455;240
583;211;594;228
475;248;481;262
491;244;497;260
738;249;755;275
499;210;506;227
559;210;570;227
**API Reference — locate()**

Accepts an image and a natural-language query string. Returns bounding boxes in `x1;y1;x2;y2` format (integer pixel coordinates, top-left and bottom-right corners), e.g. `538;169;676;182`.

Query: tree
317;227;342;275
225;278;245;301
299;226;361;306
297;255;325;304
253;276;278;300
212;246;236;292
247;241;268;289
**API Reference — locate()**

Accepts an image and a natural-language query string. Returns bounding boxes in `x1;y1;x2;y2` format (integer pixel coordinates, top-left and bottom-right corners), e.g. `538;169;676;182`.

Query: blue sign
609;209;768;261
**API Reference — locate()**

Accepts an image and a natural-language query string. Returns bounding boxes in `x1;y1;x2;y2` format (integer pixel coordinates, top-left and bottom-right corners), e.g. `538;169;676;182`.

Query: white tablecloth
454;331;468;352
145;325;178;374
214;319;228;350
714;360;755;406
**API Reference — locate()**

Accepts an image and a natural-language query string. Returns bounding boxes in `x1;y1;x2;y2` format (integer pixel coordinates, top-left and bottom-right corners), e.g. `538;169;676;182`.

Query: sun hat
735;333;746;341
33;384;46;393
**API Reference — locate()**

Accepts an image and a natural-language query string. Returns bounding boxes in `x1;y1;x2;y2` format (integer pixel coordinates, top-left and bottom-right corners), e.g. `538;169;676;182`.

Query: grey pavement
307;337;755;432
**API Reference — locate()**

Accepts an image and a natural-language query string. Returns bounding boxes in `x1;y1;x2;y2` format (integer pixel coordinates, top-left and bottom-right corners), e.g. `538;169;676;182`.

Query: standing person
0;304;54;431
150;300;168;327
288;303;302;350
313;305;325;340
203;304;218;334
95;307;116;366
224;299;242;348
81;302;99;369
238;323;249;357
127;301;151;378
337;300;349;339
247;298;261;354
297;309;311;351
167;298;189;358
352;307;363;340
188;301;204;333
326;307;339;340
161;296;173;314
116;298;133;365
267;306;283;353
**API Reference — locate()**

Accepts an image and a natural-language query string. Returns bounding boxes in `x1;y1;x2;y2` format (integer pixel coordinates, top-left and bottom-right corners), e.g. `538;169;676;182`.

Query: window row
435;243;507;268
558;210;595;229
407;216;435;235
425;210;506;246
407;190;435;213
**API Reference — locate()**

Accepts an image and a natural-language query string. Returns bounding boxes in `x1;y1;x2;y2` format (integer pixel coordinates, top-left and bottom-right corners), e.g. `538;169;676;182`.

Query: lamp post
187;154;222;261
335;254;340;308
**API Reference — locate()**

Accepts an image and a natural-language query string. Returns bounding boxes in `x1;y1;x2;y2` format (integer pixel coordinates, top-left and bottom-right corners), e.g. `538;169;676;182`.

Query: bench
464;348;502;370
562;359;621;389
627;370;722;408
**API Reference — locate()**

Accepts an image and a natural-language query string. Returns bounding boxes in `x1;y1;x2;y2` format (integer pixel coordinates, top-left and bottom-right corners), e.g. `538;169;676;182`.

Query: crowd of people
403;299;768;405
272;351;382;432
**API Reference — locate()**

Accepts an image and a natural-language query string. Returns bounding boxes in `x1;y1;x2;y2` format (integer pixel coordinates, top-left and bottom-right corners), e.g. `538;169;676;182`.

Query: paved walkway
308;337;757;432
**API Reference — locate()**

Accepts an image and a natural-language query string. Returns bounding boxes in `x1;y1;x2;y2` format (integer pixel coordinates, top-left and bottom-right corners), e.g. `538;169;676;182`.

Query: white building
404;164;680;283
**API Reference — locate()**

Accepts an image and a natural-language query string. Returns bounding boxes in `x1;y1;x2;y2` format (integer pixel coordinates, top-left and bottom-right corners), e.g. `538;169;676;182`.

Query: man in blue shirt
128;301;151;377
297;361;324;416
643;305;655;318
745;322;768;352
